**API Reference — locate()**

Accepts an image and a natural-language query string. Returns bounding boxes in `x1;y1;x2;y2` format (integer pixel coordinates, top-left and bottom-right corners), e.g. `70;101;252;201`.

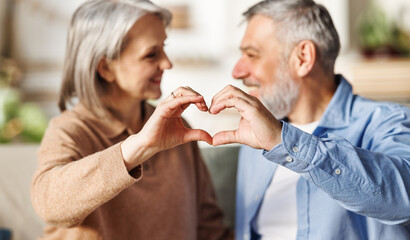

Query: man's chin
260;96;283;119
249;89;260;99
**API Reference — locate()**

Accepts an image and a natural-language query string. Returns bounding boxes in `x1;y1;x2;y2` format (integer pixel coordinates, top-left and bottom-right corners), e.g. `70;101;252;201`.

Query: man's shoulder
351;95;410;120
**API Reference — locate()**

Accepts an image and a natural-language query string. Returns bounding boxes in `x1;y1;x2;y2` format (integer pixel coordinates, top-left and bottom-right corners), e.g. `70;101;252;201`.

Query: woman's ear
97;57;116;83
290;40;316;77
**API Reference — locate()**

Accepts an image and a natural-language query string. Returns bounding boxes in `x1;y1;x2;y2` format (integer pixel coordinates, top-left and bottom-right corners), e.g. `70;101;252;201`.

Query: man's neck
288;73;337;125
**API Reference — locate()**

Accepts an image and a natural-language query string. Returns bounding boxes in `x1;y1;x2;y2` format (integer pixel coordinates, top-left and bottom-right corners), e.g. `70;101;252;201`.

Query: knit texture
31;102;233;240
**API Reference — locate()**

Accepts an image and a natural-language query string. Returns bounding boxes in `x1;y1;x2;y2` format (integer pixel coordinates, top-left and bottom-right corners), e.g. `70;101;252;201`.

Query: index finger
210;85;255;114
159;95;205;117
167;86;208;111
209;96;250;115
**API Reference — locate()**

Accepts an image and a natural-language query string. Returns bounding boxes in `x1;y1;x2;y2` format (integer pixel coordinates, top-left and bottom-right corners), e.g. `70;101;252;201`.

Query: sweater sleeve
193;142;234;240
31;118;142;227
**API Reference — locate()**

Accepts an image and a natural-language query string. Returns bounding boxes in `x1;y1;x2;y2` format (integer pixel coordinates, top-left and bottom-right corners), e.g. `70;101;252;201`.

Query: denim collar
317;74;354;129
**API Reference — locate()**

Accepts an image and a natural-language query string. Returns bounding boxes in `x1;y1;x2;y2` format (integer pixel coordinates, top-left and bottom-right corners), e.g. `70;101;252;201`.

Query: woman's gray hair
58;0;172;113
244;0;340;74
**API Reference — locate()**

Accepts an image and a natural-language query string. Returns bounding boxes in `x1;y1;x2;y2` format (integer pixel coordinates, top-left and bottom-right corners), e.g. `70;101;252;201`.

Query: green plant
0;58;48;143
392;24;410;55
358;1;391;50
357;0;410;57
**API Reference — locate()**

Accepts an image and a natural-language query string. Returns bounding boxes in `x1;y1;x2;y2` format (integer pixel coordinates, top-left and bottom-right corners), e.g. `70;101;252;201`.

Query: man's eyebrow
240;46;260;52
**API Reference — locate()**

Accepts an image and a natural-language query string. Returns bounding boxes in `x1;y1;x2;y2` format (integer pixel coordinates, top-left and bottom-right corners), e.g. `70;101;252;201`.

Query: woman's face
105;14;172;100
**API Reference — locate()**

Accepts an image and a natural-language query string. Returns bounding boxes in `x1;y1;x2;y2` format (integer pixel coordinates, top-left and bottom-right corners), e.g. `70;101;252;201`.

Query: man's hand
209;85;283;150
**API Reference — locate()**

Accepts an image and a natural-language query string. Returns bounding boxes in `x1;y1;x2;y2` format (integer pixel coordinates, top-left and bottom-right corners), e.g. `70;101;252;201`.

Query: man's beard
260;64;300;120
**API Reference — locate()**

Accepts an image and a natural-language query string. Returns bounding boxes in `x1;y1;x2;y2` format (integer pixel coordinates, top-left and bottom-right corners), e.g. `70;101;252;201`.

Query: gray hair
58;0;172;113
244;0;340;74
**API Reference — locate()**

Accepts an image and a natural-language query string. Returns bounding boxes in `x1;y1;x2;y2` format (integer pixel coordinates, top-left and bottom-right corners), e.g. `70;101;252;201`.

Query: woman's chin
148;90;162;100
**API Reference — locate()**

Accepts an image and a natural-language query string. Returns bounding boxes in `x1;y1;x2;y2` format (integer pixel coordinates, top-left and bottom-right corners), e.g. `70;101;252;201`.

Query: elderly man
209;0;410;239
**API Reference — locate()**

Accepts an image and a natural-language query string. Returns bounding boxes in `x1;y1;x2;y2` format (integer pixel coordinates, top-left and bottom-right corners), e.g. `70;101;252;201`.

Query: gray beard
260;68;300;120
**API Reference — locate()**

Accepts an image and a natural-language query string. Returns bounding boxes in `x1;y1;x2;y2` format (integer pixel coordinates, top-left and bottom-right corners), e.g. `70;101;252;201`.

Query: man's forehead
246;15;276;32
240;15;277;51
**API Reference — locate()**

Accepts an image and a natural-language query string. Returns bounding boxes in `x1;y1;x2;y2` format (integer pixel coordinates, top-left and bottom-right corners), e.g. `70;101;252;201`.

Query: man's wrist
264;121;283;151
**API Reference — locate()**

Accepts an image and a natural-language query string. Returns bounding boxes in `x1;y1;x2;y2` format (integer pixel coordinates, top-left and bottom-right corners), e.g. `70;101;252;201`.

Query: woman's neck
102;87;144;133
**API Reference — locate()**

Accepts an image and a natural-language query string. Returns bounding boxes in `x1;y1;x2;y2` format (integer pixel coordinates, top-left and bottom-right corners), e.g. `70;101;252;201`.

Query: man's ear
291;40;316;77
97;57;116;83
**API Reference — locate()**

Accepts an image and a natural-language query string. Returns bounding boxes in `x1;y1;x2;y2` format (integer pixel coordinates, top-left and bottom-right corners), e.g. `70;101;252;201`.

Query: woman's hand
121;87;211;171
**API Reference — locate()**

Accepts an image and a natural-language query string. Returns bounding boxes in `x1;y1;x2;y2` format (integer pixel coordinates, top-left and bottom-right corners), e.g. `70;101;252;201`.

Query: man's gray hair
244;0;340;74
58;0;172;113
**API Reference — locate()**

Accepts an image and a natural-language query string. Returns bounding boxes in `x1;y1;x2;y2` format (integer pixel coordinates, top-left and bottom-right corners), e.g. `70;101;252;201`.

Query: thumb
183;129;213;145
212;130;239;146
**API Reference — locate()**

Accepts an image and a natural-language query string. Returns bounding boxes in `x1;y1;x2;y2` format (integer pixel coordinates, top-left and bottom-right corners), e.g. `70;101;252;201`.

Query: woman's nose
160;52;173;70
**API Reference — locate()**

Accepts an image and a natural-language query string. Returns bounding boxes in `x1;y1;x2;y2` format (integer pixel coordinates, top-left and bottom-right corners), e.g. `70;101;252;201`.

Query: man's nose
232;58;248;80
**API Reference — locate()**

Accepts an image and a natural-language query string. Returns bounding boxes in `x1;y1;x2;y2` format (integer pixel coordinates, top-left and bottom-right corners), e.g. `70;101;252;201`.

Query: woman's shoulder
48;108;90;133
44;105;105;146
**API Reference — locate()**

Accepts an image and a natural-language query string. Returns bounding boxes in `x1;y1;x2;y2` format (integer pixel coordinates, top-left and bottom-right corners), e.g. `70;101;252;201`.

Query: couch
0;144;239;240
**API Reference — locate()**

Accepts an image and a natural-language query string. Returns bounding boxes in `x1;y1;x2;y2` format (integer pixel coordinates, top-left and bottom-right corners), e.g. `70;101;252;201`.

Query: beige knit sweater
31;102;233;240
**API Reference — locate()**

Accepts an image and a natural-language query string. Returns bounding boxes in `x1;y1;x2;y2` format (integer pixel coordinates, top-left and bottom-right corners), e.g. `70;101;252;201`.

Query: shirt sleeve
263;113;410;225
31;119;142;227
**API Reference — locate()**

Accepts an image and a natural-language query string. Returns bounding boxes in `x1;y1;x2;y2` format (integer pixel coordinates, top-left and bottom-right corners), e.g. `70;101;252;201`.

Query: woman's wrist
120;134;157;171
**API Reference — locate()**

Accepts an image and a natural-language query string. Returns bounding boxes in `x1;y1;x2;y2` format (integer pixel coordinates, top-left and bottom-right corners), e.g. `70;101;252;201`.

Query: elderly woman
30;0;233;239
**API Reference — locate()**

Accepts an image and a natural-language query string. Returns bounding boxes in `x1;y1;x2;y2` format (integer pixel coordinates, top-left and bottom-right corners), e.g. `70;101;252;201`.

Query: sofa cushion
201;145;239;228
0;145;45;240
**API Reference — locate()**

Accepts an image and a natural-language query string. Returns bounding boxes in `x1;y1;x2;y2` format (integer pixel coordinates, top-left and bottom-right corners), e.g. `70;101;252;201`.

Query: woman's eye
145;52;157;59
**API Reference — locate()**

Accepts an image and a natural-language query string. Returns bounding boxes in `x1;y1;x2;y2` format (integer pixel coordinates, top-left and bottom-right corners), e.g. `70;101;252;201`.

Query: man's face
232;15;300;119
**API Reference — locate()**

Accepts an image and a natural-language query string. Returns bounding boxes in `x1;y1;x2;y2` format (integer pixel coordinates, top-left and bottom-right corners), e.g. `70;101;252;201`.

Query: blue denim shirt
235;75;410;240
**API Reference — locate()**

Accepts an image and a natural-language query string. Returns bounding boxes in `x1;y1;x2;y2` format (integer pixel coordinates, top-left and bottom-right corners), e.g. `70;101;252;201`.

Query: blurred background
0;0;409;143
0;1;409;239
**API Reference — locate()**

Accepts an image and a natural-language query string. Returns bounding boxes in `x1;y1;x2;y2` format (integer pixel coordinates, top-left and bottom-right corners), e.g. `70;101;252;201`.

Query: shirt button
292;146;299;152
286;156;293;162
335;169;341;175
254;195;260;201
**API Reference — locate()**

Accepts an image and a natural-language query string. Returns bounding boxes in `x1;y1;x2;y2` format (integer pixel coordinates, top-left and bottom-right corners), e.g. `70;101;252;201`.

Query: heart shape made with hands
184;107;240;138
179;93;282;150
163;85;282;150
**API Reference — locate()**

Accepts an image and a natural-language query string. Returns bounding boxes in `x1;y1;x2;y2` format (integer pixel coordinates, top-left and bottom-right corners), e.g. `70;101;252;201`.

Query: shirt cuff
263;122;318;173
